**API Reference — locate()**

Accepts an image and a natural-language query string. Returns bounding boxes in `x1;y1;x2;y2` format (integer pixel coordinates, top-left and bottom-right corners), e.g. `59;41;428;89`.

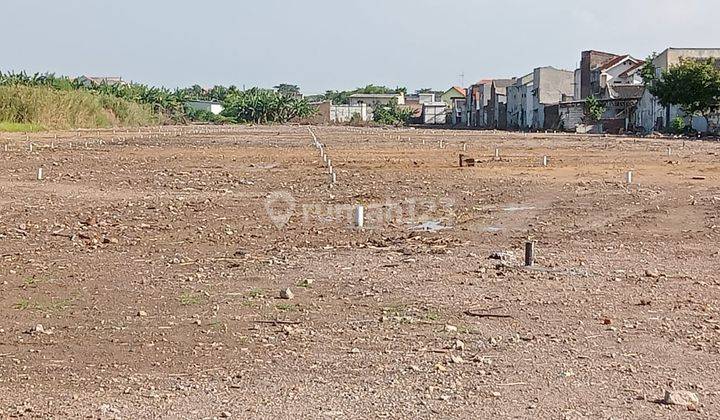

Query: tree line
0;72;315;124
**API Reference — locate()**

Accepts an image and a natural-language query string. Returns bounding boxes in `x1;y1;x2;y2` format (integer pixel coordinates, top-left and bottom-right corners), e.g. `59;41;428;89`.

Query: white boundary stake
626;171;633;184
354;205;364;228
495;148;500;160
331;172;337;184
542;156;548;167
37;168;44;180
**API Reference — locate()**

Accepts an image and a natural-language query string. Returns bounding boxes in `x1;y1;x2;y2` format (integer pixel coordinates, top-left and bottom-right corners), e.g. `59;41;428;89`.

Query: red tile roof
452;86;466;96
618;60;646;78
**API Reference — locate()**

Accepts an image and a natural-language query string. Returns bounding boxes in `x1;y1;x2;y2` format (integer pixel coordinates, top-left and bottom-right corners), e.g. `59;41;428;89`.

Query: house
422;103;447;125
466;80;492;127
506;73;534;130
186;100;224;115
407;92;440;104
531;67;575;129
575;50;644;100
348;93;405;108
592;55;644;98
635;48;720;133
441;87;466;105
487;79;516;129
559;95;643;133
311;101;370;123
332;104;369;123
578;50;620;99
442;87;466;126
76;75;125;87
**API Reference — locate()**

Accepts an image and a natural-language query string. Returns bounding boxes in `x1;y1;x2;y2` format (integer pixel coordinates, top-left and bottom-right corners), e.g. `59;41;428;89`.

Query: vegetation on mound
0;121;44;132
0;71;317;127
0;85;158;130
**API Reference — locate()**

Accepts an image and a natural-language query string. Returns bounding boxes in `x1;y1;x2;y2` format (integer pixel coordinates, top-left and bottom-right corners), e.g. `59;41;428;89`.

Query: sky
2;0;719;94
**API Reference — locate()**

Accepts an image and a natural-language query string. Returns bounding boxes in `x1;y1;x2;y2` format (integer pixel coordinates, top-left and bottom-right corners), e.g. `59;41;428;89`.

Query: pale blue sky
2;0;718;93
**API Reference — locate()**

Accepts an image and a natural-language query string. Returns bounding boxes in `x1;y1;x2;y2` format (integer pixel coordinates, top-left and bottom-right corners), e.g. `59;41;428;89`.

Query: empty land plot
0;125;718;418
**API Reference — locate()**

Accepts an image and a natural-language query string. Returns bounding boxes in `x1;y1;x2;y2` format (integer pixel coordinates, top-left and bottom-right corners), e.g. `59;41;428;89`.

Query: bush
186;108;232;124
372;99;415;126
671;116;686;134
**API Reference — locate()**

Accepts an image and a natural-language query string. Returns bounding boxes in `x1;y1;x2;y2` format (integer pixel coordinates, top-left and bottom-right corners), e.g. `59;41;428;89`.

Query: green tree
372;99;416;126
584;95;605;123
645;58;720;129
274;83;301;97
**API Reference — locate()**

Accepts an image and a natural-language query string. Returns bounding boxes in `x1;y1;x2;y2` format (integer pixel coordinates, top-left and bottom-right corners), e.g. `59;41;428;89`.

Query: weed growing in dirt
179;292;203;306
296;279;314;288
275;303;298;312
13;297;73;312
40;298;73;312
23;277;46;287
424;309;441;321
14;299;31;310
248;288;265;298
383;304;409;317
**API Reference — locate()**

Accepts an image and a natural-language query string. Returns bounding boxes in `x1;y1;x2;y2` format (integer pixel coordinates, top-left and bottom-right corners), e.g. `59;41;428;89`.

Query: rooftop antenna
459;72;465;87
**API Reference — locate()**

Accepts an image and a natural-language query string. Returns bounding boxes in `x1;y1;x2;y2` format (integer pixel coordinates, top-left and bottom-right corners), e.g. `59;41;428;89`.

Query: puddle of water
409;220;447;232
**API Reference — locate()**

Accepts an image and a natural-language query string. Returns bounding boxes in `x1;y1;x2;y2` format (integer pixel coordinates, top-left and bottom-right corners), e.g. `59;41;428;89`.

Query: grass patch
275;303;298;312
41;298;73;312
247;288;265;299
0;122;44;132
14;297;73;312
424;309;441;321
296;279;314;288
14;299;31;310
23;276;46;288
383;304;409;317
179;291;204;306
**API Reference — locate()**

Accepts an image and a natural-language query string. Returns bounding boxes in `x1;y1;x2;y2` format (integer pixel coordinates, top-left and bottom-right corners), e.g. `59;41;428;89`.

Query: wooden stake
524;242;535;267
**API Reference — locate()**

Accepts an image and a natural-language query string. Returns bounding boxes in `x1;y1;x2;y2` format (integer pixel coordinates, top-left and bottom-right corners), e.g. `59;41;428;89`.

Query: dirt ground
0;125;718;419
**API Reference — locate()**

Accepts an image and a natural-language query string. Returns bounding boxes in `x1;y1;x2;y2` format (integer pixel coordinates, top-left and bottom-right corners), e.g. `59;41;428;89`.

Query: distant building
466;80;492;127
636;47;720;133
348;93;405;108
76;75;125;87
531;67;575;129
418;92;436;104
310;101;370;123
506;73;534;130
422;102;447;125
186;100;224;115
487;79;516;129
442;87;467;126
578;50;619;99
441;87;466;105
